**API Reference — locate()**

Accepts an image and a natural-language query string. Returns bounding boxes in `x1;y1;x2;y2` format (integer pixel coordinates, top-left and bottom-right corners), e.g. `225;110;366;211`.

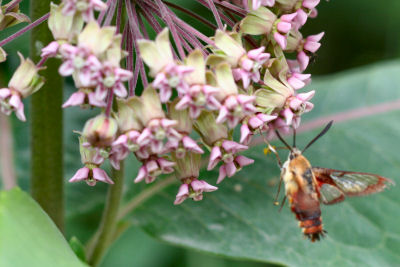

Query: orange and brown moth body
281;148;324;242
280;147;391;242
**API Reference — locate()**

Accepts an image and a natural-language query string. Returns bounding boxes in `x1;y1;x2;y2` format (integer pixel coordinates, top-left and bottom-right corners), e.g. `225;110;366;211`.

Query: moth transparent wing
313;167;393;205
319;183;345;205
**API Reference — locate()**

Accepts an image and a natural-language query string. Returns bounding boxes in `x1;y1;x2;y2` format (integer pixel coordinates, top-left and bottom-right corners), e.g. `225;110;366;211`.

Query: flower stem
30;0;64;232
87;163;125;267
0;114;16;190
0;13;49;47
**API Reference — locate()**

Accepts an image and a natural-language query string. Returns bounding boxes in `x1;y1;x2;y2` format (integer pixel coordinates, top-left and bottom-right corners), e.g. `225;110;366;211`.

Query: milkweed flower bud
194;111;228;146
0;53;44;121
82;113;118;148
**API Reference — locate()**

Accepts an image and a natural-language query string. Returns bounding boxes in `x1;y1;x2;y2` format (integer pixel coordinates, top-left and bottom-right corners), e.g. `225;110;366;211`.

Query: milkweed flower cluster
0;0;324;205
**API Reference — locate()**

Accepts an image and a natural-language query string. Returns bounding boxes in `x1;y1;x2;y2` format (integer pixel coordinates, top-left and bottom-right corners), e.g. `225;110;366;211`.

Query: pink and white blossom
137;118;182;155
216;94;256;128
0;89;25;121
274;13;297;49
175;84;221;118
152;63;193;103
174;179;217;205
233;47;270;88
134;157;175;184
240;114;277;144
69;166;113;186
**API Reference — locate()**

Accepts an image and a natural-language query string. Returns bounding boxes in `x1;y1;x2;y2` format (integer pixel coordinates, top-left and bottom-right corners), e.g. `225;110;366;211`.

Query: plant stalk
30;0;64;232
87;163;125;267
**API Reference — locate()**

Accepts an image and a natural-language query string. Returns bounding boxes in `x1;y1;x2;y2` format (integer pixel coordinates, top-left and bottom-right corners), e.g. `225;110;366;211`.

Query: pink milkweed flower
135;157;175;184
207;140;254;183
137;118;182;155
164;135;204;159
292;0;321;29
62;0;108;22
274;13;297;50
208;140;248;170
287;72;311;90
41;41;60;58
0;53;44;121
250;0;275;10
216;94;257;129
217;155;254;184
281;90;315;127
0;89;25;121
240;113;277;144
69;136;111;186
175;84;220;118
152;63;193;103
59;44;103;88
96;64;133;100
69;166;113;186
233;47;270;89
174;179;218;205
303;0;320;9
109;130;148;169
62;89;106;108
297;32;324;71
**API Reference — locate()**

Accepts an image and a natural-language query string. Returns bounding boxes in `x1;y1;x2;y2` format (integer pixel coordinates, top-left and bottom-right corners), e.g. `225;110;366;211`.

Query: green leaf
126;61;400;266
0;188;88;267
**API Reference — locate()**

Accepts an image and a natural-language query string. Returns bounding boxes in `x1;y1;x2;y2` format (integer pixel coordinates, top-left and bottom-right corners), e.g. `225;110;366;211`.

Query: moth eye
290;154;295;160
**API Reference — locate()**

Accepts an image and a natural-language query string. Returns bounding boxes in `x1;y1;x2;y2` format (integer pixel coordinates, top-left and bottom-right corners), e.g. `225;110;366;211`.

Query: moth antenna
293;127;297;148
275;130;293;152
279;195;287;212
273;177;283;205
302;121;333;153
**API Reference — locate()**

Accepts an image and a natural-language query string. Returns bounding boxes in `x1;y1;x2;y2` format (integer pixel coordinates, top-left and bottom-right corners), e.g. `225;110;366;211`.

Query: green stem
30;0;64;231
87;163;125;267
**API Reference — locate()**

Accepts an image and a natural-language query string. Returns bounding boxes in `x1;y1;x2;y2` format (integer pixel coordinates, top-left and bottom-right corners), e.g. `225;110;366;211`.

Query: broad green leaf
0;188;88;267
124;61;400;266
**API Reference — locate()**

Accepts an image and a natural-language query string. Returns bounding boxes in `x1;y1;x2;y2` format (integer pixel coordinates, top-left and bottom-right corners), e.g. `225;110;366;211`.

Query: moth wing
312;167;393;205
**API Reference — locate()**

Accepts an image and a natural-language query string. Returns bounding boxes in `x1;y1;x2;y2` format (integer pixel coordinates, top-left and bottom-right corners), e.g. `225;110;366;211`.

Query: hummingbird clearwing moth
267;121;393;242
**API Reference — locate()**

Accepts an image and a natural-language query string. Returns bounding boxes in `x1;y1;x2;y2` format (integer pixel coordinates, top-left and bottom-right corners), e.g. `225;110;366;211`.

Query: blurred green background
0;1;399;267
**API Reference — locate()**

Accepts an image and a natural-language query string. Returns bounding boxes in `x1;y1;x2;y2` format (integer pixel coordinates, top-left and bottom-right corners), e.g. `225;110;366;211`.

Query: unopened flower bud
240;7;277;35
194;111;228;146
83;113;118;147
116;98;142;133
129;87;165;126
